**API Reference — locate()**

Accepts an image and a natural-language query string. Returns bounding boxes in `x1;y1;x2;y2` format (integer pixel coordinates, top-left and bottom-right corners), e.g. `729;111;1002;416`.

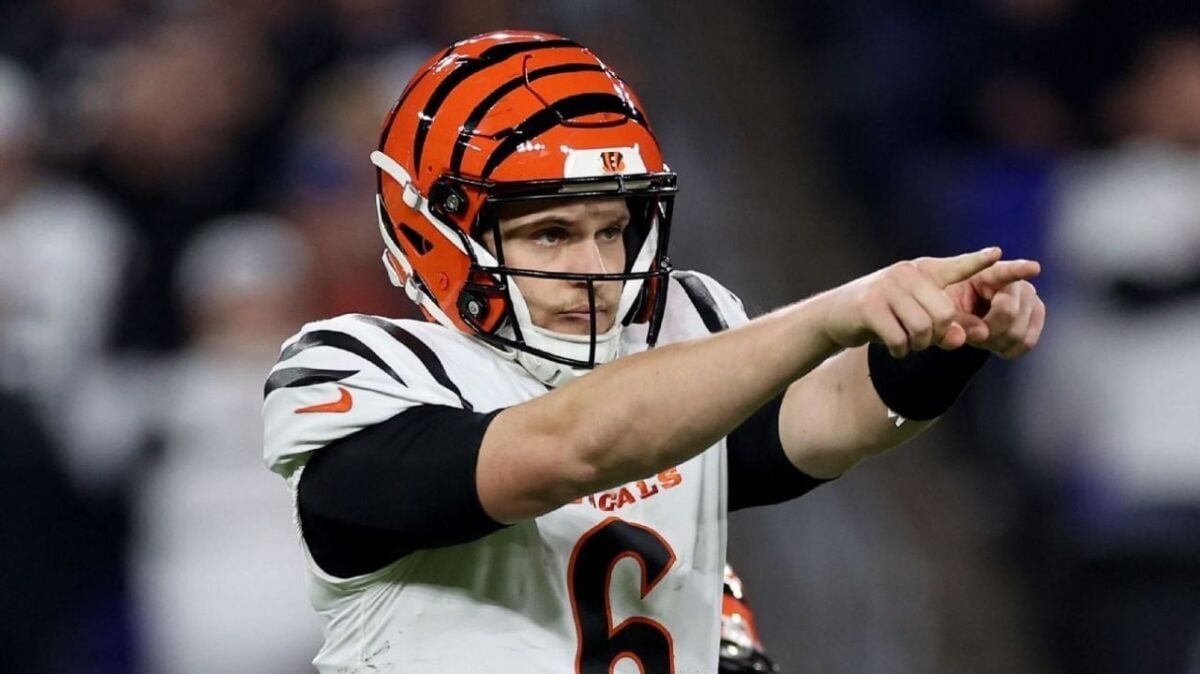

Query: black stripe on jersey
674;272;728;333
277;330;407;388
354;315;475;411
412;38;579;175
480;92;648;179
449;63;606;174
264;367;359;398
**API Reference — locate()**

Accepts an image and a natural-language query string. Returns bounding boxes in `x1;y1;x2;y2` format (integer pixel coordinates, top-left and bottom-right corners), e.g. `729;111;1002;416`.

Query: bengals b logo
601;151;625;173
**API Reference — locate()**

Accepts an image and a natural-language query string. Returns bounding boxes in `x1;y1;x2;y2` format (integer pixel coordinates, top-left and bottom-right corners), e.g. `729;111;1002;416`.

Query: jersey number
568;517;676;674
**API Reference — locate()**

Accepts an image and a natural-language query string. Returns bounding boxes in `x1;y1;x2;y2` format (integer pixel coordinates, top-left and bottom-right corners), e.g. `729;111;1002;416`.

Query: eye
531;226;568;246
599;223;626;242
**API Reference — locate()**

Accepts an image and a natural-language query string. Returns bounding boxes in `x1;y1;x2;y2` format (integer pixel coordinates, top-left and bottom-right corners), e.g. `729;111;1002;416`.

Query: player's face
488;197;629;335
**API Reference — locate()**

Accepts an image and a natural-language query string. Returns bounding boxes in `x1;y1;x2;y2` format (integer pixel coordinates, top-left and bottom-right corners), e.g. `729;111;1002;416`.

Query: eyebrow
501;211;629;237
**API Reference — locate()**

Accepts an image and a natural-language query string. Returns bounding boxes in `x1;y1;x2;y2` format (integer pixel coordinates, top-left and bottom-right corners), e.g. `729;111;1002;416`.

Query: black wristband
867;343;990;421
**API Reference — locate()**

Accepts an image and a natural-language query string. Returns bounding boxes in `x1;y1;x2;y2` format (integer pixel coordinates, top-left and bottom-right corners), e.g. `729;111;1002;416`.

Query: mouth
559;305;608;320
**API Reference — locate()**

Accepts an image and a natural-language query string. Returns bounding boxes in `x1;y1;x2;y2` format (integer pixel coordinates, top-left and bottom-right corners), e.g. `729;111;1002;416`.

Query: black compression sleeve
727;394;831;511
867;343;990;421
298;405;507;578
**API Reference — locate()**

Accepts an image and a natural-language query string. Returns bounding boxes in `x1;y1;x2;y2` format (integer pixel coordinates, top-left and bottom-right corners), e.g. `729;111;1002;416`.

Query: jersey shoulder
657;270;750;342
262;313;483;478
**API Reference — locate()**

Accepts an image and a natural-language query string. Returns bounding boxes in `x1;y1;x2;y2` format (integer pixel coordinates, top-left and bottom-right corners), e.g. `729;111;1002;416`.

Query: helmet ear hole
398;223;434;255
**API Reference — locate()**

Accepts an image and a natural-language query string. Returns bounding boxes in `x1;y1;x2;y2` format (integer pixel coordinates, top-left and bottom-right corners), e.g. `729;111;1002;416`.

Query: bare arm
778;347;933;478
477;248;1041;523
478;298;840;523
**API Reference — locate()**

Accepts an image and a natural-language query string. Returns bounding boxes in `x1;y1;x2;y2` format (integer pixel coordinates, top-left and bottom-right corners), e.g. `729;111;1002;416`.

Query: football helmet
372;30;677;386
720;565;780;673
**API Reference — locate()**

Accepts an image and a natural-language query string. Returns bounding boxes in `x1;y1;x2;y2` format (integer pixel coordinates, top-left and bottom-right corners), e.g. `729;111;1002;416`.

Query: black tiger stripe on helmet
449;62;608;174
409;38;582;176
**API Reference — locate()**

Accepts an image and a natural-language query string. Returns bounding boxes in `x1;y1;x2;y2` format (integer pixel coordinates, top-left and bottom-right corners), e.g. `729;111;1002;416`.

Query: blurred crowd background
2;1;1199;673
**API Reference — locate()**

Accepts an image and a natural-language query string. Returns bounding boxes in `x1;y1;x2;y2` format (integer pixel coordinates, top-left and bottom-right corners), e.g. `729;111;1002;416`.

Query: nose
564;239;611;276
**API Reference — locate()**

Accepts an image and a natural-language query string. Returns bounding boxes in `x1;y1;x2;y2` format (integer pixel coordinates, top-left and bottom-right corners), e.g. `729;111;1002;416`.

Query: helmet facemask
464;188;674;385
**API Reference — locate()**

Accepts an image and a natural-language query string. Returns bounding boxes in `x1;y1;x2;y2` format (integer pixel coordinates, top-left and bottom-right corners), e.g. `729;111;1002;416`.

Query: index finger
972;259;1041;296
916;247;1002;287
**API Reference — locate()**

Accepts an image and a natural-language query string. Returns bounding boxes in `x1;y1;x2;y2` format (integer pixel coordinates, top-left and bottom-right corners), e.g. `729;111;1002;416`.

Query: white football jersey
263;271;749;673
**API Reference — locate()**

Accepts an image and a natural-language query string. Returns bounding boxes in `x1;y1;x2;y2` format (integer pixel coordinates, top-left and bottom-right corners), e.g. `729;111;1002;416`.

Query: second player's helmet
373;30;677;386
720;565;780;673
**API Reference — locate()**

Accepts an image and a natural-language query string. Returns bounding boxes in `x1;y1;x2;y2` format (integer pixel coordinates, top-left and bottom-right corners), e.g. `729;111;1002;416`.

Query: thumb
917;247;1002;288
936;314;989;349
959;313;990;343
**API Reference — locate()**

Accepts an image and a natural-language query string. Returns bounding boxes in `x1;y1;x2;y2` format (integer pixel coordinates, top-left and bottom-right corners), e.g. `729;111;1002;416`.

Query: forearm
547;298;843;483
778;347;933;478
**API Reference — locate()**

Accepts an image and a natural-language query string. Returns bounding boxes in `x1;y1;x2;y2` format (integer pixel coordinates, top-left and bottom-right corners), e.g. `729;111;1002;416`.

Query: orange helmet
371;30;677;385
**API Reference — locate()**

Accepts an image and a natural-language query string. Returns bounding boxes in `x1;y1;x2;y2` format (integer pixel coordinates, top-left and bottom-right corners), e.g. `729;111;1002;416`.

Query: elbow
559;429;616;497
787;448;860;480
559;425;654;499
489;425;611;520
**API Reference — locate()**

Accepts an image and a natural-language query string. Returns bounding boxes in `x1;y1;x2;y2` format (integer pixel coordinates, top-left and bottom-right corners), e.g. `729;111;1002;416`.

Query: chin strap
500;322;625;388
516;350;580;387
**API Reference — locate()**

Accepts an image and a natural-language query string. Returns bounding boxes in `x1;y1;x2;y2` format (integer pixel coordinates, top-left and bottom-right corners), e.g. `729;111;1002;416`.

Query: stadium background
2;1;1199;672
